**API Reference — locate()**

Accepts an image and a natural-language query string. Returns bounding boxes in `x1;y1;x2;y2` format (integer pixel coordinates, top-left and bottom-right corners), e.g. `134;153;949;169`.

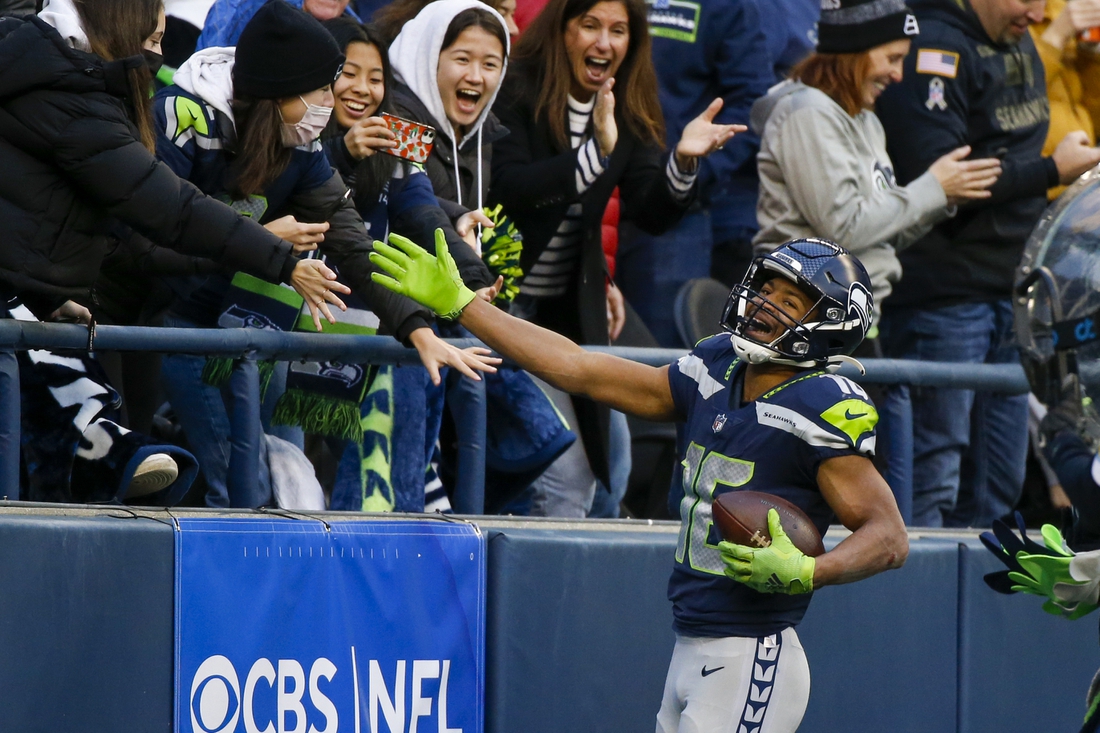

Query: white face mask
280;95;333;148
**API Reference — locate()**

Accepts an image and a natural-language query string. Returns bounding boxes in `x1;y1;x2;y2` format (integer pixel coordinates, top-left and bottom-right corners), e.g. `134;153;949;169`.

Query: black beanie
817;0;919;54
234;1;345;99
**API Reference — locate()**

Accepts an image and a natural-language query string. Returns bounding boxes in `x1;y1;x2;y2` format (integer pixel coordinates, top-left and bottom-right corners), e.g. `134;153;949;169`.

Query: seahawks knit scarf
203;272;375;441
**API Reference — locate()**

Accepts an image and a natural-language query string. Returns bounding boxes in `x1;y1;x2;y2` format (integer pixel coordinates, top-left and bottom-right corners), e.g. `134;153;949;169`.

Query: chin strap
824;354;866;375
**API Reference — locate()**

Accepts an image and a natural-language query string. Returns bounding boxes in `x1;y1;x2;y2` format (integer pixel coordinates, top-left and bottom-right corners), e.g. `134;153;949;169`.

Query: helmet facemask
721;252;871;370
723;265;826;367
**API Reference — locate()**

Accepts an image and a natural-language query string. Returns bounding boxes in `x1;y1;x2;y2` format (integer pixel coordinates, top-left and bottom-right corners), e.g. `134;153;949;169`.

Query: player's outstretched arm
370;230;679;421
813;455;908;588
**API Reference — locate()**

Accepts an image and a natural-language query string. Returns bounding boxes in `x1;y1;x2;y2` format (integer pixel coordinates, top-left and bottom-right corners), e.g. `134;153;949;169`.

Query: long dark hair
228;95;292;199
73;0;160;151
512;0;663;150
322;19;397;210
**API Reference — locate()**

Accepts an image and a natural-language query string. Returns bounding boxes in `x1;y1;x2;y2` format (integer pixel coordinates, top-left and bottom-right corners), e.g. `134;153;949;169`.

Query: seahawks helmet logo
871;161;898;191
847;282;872;334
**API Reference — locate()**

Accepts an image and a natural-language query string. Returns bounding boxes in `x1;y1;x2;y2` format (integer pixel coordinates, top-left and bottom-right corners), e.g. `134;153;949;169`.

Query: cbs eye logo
190;655;241;733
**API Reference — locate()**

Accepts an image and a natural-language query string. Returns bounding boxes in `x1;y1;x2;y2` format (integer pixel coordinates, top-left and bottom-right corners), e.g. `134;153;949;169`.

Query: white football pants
655;628;810;733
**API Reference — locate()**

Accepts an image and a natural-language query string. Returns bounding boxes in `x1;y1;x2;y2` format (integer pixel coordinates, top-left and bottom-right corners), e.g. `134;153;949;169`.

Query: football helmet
721;238;873;369
1015;166;1100;448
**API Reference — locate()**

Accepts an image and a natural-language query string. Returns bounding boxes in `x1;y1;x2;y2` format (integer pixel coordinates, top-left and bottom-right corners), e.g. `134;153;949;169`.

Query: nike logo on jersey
701;665;725;677
844;408;868;420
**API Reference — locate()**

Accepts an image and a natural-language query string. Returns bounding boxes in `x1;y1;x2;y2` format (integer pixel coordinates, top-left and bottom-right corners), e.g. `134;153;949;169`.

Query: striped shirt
522;96;697;298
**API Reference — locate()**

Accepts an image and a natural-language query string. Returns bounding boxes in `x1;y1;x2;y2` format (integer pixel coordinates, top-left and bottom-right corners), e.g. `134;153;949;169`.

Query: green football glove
369;228;476;320
1010;524;1100;620
718;509;816;595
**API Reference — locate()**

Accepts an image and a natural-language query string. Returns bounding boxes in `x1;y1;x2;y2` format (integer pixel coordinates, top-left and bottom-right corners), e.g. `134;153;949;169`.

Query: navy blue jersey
666;334;877;637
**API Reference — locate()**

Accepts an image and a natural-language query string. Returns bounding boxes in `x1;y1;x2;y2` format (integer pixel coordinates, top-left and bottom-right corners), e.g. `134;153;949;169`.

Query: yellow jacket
1032;0;1100;198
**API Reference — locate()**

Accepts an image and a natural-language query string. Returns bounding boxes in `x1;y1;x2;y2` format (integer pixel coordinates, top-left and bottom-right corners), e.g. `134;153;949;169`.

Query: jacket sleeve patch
647;0;701;43
916;49;960;78
168;96;210;141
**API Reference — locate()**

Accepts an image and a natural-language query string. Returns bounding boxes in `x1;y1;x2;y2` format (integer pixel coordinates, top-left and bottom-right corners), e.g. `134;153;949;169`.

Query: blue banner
175;518;485;733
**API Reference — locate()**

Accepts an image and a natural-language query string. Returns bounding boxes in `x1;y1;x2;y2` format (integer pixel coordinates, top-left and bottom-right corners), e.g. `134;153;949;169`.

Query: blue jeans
879;301;1028;527
617;209;714;348
161;314;278;508
588;409;632;518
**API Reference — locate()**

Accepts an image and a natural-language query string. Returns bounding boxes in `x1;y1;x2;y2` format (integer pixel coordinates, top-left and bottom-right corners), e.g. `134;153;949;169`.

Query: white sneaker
126;453;179;498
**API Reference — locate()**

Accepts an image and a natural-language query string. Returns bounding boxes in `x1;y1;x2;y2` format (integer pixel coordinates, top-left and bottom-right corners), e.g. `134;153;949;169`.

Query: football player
370;232;909;733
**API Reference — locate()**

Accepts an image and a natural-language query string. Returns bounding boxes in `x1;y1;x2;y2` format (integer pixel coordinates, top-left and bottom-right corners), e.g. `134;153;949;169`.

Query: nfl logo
712;414;727;433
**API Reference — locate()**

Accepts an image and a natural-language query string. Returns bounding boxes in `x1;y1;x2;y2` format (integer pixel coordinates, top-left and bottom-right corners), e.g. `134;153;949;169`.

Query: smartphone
379;113;436;164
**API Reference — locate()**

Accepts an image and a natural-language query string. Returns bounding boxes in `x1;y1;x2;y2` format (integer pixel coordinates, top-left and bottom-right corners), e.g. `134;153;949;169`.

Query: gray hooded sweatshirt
752;81;949;309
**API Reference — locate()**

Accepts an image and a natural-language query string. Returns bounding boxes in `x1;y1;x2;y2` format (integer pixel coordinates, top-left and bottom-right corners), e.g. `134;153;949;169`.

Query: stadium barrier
0;509;1092;733
0;320;1030;512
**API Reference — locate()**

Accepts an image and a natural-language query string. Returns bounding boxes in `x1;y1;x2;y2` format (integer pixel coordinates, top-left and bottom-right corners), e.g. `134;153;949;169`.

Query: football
713;491;826;557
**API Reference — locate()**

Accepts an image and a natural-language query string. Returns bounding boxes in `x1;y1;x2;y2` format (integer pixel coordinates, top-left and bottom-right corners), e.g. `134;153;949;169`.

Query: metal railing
0;320;1031;511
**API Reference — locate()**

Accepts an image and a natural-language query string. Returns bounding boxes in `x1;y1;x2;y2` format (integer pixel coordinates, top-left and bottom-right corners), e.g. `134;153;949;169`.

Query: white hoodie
38;0;90;51
389;0;509;214
173;46;238;130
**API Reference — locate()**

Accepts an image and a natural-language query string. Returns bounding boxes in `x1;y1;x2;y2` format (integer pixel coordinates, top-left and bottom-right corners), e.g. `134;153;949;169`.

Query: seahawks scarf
272;294;378;442
201;271;301;395
204;272;376;441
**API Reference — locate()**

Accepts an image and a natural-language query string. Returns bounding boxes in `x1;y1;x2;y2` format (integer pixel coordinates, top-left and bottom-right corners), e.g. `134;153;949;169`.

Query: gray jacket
752;81;948;309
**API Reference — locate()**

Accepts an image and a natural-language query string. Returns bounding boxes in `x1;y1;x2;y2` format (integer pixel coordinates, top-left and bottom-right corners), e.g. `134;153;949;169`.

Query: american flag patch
916;49;960;78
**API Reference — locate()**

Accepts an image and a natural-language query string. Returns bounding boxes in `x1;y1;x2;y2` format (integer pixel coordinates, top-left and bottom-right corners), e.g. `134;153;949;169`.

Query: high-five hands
719;509;816;595
407;326;500;386
369;229;475;320
290;259;350;331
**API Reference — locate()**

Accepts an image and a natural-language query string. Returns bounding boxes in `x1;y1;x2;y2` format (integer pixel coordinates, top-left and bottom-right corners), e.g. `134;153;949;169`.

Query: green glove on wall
1011;524;1100;620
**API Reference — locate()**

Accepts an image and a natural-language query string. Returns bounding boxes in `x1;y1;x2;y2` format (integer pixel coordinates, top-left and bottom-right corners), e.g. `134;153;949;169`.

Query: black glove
980;511;1063;594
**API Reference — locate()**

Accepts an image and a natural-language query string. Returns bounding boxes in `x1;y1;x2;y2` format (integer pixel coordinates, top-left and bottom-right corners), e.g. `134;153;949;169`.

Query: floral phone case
380;113;436;164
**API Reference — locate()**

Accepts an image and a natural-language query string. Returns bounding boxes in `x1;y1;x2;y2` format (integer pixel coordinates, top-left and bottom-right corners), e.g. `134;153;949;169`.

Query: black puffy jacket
0;17;296;316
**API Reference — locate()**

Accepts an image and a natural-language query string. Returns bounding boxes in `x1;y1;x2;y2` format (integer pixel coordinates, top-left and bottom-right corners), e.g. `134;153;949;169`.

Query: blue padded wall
0;513;1095;733
0;515;175;733
798;539;960;732
957;538;1099;733
485;527;1100;733
485;528;678;733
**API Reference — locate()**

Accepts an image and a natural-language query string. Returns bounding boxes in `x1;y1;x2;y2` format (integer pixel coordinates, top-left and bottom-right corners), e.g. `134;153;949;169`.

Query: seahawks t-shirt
666;334;878;638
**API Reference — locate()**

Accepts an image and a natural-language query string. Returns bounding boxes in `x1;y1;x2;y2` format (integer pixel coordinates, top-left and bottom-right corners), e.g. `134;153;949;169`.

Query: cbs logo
189;654;339;733
190;656;240;733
